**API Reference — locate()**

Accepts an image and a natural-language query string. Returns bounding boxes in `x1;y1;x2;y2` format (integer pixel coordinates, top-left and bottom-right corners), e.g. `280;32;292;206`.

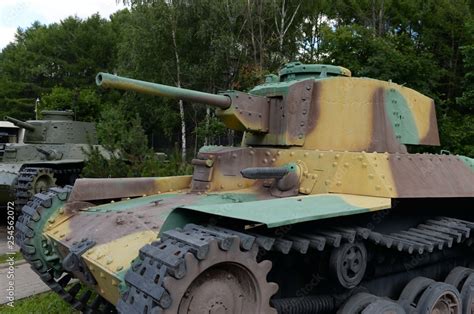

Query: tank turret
4;110;97;144
96;62;440;153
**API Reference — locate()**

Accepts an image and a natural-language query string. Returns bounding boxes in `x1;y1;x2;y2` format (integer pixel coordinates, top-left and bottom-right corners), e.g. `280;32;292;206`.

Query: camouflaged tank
1;111;107;212
16;63;474;314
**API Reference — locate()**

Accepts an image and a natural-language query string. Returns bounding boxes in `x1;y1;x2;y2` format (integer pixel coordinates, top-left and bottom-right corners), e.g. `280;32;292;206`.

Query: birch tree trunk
204;106;210;146
171;24;186;164
246;0;258;65
273;0;301;54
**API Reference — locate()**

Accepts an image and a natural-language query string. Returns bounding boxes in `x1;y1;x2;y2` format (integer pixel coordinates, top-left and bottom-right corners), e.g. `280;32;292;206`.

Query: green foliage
438;110;474;156
458;20;474;112
0;14;119;121
0;0;473;163
0;291;79;314
194;114;227;144
82;106;167;177
0;251;22;264
39;87;102;121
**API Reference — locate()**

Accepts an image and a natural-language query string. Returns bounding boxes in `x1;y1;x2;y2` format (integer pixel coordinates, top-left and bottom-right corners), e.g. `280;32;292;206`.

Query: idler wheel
400;277;461;314
330;242;367;289
445;267;474;314
338;292;405;314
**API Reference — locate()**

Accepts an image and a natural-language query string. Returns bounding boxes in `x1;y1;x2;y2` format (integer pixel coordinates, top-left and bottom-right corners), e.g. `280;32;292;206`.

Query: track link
15;186;115;313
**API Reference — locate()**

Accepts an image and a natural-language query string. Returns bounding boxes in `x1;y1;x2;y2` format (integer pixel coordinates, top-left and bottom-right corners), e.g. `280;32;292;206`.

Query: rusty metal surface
69;176;191;202
244;79;314;146
57;193;200;248
390;154;474;197
285;79;314;145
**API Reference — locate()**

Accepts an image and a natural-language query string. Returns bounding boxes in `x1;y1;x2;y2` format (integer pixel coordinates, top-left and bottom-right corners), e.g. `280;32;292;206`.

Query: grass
0;251;23;264
0;291;80;314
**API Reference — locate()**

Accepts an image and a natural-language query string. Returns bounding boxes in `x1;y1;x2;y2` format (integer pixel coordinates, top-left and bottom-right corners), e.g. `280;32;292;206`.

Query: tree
0;14;120;121
82;106;169;178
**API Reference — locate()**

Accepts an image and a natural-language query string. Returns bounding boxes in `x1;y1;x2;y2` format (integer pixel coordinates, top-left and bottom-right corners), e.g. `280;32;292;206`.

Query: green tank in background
0;110;108;212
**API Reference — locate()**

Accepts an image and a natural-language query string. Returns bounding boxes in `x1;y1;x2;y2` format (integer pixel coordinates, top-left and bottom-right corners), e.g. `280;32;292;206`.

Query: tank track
15;186;115;313
117;224;277;314
248;216;474;256
14;166;81;212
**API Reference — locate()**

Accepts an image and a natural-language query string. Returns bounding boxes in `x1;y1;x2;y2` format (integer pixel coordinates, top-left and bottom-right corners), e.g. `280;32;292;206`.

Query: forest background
0;0;472;177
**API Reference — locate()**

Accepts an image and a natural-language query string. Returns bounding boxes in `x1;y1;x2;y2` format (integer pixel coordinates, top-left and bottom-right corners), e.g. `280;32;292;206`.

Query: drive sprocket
118;225;278;313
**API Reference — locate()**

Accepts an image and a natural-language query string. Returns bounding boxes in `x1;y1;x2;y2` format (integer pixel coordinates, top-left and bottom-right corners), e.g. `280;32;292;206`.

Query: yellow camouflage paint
37;146;473;308
305;78;376;151
153;175;192;193
45;209;160;304
83;230;158;304
303;77;438;151
265;149;397;197
337;194;391;211
198;149;396;196
329;152;397;197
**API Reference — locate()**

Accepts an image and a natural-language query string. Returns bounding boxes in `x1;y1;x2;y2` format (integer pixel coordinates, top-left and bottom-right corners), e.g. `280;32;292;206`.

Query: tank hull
15;147;474;308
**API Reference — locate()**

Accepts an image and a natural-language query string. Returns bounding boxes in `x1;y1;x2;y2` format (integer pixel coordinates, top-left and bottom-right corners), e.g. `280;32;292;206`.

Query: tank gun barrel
4;116;36;131
96;72;231;109
36;147;51;157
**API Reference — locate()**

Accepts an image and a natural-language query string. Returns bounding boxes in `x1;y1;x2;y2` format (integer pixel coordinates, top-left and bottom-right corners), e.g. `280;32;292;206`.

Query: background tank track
15;186;115;313
14;166;81;212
